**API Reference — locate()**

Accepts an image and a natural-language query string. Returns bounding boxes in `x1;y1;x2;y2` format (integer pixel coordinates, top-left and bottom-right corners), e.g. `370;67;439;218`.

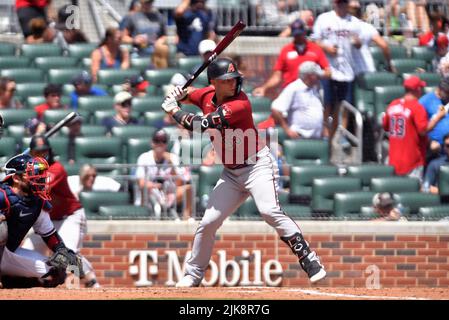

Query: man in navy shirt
101;91;141;134
423;133;449;194
70;71;107;110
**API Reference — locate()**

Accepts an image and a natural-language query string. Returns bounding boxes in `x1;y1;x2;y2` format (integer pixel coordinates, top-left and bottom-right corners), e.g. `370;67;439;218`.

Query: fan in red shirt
21;135;100;288
15;0;51;38
382;76;430;179
34;84;68;120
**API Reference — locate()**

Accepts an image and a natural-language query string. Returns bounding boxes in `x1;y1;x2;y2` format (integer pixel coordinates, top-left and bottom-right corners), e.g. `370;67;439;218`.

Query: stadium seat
394;192;440;215
21;44;62;59
61;124;106;137
68;43;98;60
283;139;329;165
144;68;182;94
34;56;78;71
234;196;259;220
78;96;114;114
111;125;156;141
390;45;409;59
98;205;151;219
411;46;435;68
61;161;83;176
26;96;70;109
0;42;17;56
79;191;130;215
370;176;420;193
402;72;441;87
97;69;139;86
81;57;91;69
198;165;223;207
15;83;46;101
22;136;69;162
311;177;362;213
127;138;150;164
0;56;30;68
47;68;87;85
43;109;75;127
369;45;408;70
373;85;405;118
131;57;153;72
93;110;139;126
333;191;376;217
179;138;212;165
143;111;166;127
5;125;25;144
346;164;395;189
252;112;271;125
249;96;273;113
75;136;123;169
196;72;210;87
132;96;165;114
0;109;36;127
438;165;449;201
177;56;202;73
1;68;44;83
290;165;339;198
418;206;449;220
391;58;428;74
0;137;17;164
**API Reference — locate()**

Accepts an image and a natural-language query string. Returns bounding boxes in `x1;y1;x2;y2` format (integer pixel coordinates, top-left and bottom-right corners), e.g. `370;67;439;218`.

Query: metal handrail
95;0;123;23
89;0;106;40
337;100;364;164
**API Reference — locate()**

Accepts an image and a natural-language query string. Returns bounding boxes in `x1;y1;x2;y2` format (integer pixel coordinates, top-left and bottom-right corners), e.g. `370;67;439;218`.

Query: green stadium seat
233;196;263;220
21;44;62;59
34;56;78;72
79;191;130;215
78;96;114;114
75;136;123;168
61;124;106;137
283;139;329;165
111;125;156;141
373;85;405;118
370;176;420;193
391;58;428;74
93;110;139;126
290;165;339;198
418;206;449;220
0;42;16;56
80;58;91;69
68;43;98;60
179;138;212;165
132;96;164;114
395;192;440;215
5;125;26;143
127;138;150;164
98;205;151;219
438;165;449;200
0;137;17;165
333;191;376;217
1;68;44;83
198;165;223;207
47;68;87;85
131;57;153;72
61;161;83;176
369;45;408;70
16;83;47;101
0;56;30;68
0;109;35;127
143;111;166;126
402;72;441;87
196;72;210;87
43;109;74;127
97;69;139;86
411;46;435;67
22;136;69;162
26;96;70;109
346;164;395;189
177;56;202;73
311;177;362;213
249;96;273;113
144;68;182;94
252;112;271;125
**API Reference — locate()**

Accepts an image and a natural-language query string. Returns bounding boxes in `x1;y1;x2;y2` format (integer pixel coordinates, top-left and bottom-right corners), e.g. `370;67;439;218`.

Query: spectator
174;0;217;57
90;28;130;83
25;17;48;44
123;74;150;97
371;192;407;221
422;133;449;194
198;39;216;61
0;77;22;109
102;91;140;135
312;0;362;139
382;76;433;182
67;164;121;200
119;0;141;30
15;0;50;38
253;18;330;98
389;0;429;35
271;61;325;140
66;114;82;164
419;77;449;157
121;0;168;68
348;0;392;75
135;129;193;221
70;71;107;110
34;84;67;119
24;117;47;136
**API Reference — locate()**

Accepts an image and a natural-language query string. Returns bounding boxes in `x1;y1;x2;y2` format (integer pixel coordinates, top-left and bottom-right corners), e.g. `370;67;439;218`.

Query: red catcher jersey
188;86;264;168
382;98;428;175
47;161;82;219
274;41;329;88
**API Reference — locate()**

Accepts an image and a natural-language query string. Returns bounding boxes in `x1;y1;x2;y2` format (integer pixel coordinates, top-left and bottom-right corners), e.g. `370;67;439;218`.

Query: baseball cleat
300;251;327;283
176;275;200;288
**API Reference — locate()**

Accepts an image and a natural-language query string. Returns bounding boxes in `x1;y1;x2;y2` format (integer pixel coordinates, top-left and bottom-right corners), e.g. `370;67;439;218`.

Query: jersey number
389;116;406;138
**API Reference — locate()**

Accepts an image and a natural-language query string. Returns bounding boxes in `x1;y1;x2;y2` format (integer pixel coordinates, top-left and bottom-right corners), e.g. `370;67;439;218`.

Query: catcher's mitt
47;247;84;277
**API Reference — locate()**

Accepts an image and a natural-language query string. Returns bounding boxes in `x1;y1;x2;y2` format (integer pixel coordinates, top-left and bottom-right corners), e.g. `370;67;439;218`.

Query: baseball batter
161;58;326;287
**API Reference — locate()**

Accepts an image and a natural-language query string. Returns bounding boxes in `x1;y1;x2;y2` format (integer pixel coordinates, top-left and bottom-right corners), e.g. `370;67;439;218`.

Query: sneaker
175;275;200;288
300;251;327;283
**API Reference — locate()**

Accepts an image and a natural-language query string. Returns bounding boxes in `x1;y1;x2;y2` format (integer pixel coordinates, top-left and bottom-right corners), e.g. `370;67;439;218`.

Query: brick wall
80;222;449;287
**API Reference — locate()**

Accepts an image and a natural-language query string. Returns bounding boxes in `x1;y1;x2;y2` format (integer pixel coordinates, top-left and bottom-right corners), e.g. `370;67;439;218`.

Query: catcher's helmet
2;153;51;200
207;58;243;95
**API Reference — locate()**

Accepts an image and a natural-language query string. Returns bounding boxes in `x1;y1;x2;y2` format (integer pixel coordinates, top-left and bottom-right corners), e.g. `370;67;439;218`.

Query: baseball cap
403;75;426;90
30;135;51;152
126;74;149;92
114;91;133;105
198;39;216;55
437;34;449;48
72;71;92;86
290;19;307;37
299;61;324;77
152;129;168;143
373;192;394;210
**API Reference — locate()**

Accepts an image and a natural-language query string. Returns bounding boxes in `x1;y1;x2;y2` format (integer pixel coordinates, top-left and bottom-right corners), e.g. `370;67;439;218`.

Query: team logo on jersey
222;105;232;116
227;63;235;73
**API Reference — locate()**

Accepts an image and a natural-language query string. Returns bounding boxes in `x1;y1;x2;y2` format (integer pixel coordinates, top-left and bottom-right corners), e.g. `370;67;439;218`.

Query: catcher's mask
3;154;51;200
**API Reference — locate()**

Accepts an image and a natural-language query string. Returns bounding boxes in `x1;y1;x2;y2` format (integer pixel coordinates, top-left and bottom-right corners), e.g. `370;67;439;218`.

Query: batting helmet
207;58;243;95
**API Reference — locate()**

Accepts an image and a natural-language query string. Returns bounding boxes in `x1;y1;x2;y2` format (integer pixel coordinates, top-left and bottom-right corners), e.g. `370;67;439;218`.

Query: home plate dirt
0;287;448;300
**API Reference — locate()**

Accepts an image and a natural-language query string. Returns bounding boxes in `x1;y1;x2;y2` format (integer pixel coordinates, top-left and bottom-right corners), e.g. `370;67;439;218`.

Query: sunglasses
153;139;167;144
120;101;132;108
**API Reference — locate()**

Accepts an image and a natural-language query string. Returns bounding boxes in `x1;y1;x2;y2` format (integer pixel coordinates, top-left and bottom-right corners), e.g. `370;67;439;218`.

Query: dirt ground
0;286;448;300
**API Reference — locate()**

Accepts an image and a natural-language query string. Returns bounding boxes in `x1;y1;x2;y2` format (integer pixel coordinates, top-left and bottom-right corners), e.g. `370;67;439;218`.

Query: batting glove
161;96;179;114
168;86;187;102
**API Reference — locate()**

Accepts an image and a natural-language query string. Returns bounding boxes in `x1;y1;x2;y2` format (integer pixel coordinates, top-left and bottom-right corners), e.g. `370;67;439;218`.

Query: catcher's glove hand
47;247;84;277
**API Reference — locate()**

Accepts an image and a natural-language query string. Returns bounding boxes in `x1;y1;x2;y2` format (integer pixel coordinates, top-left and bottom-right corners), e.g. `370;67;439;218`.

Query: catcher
0;154;83;288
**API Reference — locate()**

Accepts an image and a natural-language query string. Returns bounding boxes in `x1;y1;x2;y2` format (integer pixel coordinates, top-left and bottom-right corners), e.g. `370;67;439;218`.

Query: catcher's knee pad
281;233;312;261
0;219;7;247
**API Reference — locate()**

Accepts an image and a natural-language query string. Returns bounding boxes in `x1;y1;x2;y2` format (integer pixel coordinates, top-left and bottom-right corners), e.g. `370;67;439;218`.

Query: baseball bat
183;20;246;89
23;111;79;154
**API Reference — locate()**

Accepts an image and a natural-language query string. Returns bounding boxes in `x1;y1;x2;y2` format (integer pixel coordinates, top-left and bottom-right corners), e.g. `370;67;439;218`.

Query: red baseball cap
403;76;426;90
437;34;449;48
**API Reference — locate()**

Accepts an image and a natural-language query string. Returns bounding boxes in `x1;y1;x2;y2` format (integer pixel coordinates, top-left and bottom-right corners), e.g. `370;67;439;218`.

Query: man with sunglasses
102;91;141;135
423;133;449;194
